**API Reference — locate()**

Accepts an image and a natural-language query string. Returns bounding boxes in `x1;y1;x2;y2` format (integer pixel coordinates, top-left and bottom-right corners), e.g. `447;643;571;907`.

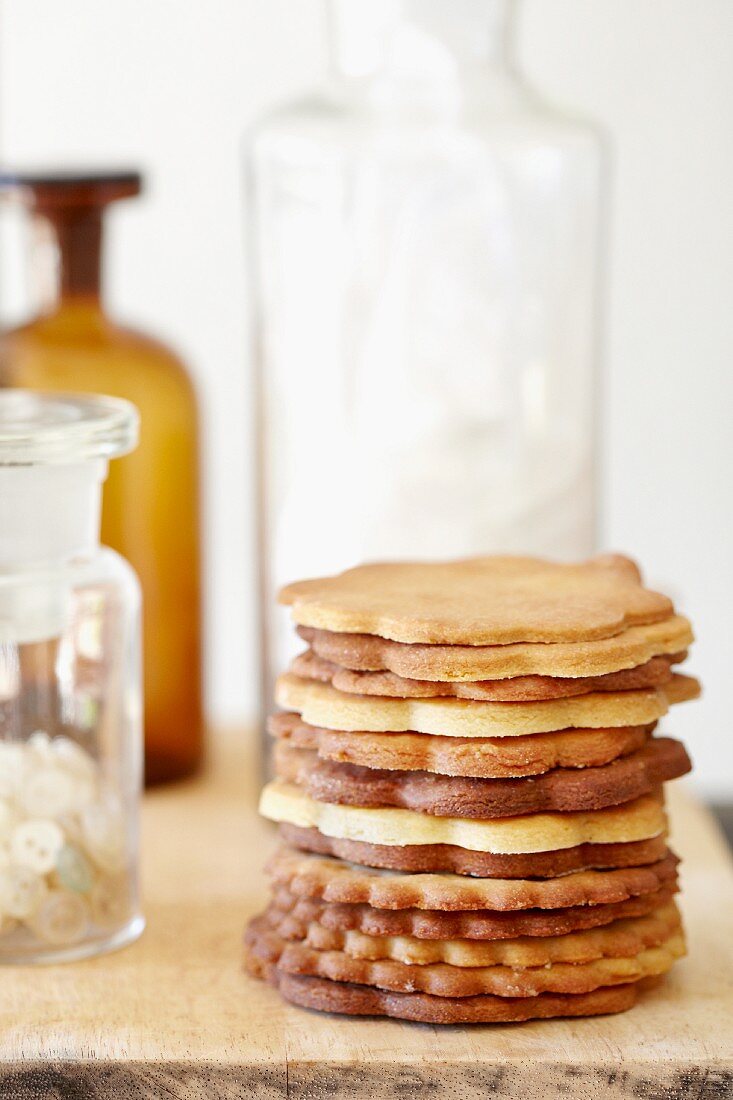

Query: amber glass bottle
0;171;203;784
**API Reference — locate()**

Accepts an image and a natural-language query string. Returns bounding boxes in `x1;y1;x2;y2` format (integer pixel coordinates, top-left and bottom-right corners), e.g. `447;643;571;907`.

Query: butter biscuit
297;901;682;968
269;882;679;941
269;712;654;778
259;783;667;853
269;926;685;997
276;672;699;739
265;847;679;911
280;555;673;645
297;615;694;682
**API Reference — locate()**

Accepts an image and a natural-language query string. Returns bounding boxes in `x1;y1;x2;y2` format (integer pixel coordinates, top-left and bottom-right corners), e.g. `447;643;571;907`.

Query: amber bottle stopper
0;170;142;297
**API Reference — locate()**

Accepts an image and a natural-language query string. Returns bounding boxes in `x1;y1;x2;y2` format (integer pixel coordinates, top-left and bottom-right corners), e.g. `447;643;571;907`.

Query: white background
0;1;731;796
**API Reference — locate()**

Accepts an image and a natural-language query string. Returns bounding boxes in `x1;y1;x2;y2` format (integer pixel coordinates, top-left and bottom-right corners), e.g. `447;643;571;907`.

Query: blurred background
0;0;730;797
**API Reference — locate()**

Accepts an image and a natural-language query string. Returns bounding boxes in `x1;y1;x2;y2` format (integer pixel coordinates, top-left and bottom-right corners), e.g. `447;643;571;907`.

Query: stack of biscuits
246;555;698;1024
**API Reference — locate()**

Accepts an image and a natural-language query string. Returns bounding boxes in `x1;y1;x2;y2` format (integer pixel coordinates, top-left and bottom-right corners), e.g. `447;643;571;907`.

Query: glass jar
0;172;203;785
248;0;604;711
0;390;143;963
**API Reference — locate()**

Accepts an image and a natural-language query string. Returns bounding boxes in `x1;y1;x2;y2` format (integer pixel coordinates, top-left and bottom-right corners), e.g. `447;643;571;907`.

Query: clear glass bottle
0;390;144;963
0;172;203;785
249;0;604;707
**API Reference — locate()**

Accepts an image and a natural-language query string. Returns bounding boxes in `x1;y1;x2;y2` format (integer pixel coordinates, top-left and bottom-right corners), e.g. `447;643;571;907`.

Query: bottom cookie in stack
245;846;684;1023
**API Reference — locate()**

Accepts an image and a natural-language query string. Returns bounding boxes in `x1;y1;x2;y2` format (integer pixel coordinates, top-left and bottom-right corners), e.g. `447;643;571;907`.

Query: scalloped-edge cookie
245;935;661;1023
269;713;654;778
273;738;690;819
297;901;682;968
297;615;694;682
249;913;684;998
276;672;699;739
279;555;673;645
271;881;679;941
291;649;679;701
259;783;667;854
265;847;678;911
277;824;669;878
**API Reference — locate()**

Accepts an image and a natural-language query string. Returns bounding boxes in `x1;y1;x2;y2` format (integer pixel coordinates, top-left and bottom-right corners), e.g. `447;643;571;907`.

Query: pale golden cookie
280;555;673;644
265;847;678;911
270;924;685;997
269;712;654;778
271;882;679;941
297;615;694;681
276;672;699;739
260;783;667;853
298;901;682;968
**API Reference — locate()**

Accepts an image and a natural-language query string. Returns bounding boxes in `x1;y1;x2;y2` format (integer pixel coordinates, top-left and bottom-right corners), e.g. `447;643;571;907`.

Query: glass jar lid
0;390;139;465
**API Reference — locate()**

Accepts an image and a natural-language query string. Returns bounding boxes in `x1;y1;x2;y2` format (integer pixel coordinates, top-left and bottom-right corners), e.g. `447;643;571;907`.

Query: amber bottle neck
32;205;106;318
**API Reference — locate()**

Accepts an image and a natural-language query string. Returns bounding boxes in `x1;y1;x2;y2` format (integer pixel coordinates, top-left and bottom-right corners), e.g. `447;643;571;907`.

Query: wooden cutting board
0;730;731;1099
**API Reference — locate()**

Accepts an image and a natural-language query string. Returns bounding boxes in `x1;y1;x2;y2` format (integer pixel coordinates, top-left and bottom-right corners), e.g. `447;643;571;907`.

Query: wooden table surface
1;730;731;1100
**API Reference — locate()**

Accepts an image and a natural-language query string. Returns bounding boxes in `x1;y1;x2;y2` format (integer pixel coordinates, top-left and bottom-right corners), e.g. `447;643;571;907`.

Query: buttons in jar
55;844;94;895
0;865;48;919
81;802;127;874
0;731;135;954
28;890;90;946
10;819;64;874
90;873;132;930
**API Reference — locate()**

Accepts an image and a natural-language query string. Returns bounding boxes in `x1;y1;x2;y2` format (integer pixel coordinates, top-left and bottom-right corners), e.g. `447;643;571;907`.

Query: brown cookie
297;901;682;968
269;712;655;778
261;921;685;998
268;881;679;941
273;738;691;819
277;824;670;878
291;649;679;701
245;925;657;1023
279;554;674;645
265;847;679;911
298;614;694;682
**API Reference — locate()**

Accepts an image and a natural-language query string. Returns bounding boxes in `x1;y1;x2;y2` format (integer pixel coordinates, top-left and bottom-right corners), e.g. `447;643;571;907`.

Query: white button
10;819;64;874
29;890;90;945
52;737;97;784
19;767;79;818
0;800;15;842
90;873;132;930
0;745;26;799
27;730;53;759
0;743;25;767
0;866;48;919
56;844;93;895
81;803;127;873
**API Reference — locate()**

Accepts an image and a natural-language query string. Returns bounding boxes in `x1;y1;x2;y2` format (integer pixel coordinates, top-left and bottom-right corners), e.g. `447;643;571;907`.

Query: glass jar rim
0;390;139;465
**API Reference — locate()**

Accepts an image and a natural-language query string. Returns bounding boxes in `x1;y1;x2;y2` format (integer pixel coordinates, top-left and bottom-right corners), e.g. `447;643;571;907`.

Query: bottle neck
0;460;105;568
0;460;106;644
31;205;105;320
327;0;517;105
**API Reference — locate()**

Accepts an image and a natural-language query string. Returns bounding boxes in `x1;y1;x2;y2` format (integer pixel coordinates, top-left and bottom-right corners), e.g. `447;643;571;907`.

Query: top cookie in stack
247;554;699;1025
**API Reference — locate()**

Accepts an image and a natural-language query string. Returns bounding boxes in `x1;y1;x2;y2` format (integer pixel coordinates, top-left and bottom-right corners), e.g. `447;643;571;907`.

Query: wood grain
0;730;730;1099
